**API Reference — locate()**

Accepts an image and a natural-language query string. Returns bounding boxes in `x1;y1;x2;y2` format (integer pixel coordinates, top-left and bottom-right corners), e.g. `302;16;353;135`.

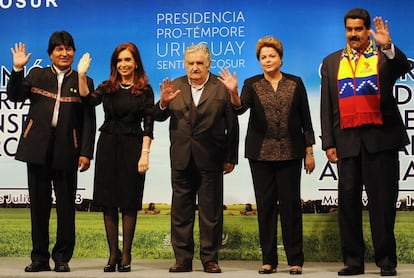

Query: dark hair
344;8;371;29
47;31;76;55
104;42;149;95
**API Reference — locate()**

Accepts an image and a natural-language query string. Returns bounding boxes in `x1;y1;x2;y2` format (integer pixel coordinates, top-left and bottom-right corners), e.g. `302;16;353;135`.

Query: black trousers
249;159;304;268
170;157;223;266
337;146;399;268
27;131;77;264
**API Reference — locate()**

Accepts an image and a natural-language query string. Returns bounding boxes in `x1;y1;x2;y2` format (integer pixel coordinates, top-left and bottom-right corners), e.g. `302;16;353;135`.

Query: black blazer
237;73;315;160
320;45;410;158
7;67;96;171
152;74;239;171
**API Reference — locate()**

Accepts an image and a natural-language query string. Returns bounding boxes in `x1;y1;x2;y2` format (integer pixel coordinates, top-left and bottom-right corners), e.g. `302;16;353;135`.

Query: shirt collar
188;73;210;90
52;65;71;76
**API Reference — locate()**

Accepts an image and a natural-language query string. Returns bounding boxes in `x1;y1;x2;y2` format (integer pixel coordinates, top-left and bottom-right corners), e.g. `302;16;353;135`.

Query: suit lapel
181;84;192;108
197;76;216;107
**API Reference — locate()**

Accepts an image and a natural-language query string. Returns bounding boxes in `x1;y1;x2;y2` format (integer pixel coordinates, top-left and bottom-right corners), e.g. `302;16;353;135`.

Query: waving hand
11;42;31;69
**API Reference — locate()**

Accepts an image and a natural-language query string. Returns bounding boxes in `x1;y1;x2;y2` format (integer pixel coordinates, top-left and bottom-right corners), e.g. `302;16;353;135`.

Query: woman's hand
77;52;91;75
304;147;315;174
218;68;241;107
77;53;92;97
304;154;315;174
138;152;149;174
218;68;238;92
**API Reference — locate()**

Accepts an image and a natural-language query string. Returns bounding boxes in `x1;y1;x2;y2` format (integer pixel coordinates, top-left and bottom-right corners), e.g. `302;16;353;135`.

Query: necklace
120;83;133;90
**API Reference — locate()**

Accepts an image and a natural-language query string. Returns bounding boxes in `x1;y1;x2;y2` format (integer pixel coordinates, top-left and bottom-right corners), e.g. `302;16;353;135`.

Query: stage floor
1;258;414;277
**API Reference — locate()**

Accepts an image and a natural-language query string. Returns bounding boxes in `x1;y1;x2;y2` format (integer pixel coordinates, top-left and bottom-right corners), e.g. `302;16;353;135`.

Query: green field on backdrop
1;206;413;263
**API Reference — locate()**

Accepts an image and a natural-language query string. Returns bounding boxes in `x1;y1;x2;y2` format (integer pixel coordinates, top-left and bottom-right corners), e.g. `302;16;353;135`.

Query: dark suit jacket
7;67;96;171
237;73;315;160
152;74;239;171
320;45;410;158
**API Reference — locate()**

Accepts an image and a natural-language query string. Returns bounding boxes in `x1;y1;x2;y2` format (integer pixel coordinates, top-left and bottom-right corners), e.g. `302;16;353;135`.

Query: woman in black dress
78;42;154;272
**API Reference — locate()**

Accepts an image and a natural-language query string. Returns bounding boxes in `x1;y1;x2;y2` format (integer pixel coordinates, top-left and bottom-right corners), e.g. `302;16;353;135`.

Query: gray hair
184;43;212;65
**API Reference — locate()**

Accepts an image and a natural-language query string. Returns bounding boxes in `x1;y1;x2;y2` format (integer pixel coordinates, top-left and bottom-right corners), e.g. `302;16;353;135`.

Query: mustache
350;36;360;41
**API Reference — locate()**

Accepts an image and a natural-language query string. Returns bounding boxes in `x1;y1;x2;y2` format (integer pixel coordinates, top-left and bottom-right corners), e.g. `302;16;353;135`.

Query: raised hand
77;53;92;97
11;42;31;69
77;52;91;75
159;78;181;108
218;68;241;107
218;68;238;92
370;16;391;47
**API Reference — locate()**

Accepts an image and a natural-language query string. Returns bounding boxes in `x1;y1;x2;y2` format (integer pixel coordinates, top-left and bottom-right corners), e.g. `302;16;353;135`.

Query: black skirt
93;132;145;209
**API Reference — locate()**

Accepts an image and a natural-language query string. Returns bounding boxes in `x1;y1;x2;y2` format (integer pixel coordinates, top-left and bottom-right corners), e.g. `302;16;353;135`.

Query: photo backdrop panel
0;0;413;206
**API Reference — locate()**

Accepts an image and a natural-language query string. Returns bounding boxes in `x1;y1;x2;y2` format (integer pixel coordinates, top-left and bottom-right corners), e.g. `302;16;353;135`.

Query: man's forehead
54;44;73;49
345;18;366;27
185;55;206;63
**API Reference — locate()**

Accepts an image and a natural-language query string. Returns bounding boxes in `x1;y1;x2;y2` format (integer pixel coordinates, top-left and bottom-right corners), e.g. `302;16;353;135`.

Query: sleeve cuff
13;66;24;72
381;43;395;59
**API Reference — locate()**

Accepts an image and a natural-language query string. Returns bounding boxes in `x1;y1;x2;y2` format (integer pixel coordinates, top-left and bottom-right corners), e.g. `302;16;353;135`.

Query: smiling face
258;46;282;75
49;44;74;70
345;18;371;51
116;49;136;82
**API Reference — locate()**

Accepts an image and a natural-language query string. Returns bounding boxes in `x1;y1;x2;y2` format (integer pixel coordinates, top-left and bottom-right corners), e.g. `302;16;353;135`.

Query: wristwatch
382;40;392;50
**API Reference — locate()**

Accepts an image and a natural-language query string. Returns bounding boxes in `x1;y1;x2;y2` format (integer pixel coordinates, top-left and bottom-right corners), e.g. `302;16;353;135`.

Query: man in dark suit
320;8;410;276
7;31;96;273
152;44;239;273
